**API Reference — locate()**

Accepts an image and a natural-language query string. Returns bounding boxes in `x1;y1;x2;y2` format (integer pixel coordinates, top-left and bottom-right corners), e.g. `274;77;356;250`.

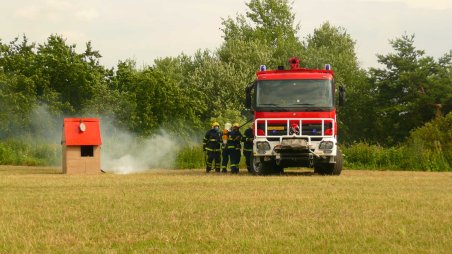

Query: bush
343;113;451;171
0;139;60;166
342;143;405;170
403;113;451;171
175;144;248;170
175;145;205;169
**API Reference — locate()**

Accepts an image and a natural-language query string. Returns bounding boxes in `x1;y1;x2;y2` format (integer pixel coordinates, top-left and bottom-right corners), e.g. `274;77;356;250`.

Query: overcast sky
1;0;451;69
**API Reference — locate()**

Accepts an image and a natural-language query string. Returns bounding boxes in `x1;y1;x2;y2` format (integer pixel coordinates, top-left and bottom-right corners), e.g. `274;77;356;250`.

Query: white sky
1;0;451;69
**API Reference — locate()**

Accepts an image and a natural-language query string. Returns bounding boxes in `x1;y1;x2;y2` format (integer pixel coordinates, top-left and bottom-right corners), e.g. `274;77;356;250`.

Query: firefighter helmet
233;123;240;128
225;122;232;130
212;122;220;128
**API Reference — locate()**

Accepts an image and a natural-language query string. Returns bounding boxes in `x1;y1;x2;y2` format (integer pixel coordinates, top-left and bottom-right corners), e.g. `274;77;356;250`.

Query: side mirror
338;85;345;106
245;91;252;109
245;81;255;109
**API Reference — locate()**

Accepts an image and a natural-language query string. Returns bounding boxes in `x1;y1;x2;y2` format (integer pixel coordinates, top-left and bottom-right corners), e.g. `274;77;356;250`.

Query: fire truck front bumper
254;136;338;161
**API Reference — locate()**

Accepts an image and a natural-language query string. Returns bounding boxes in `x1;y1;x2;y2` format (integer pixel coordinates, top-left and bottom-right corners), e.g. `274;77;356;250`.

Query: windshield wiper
260;103;280;106
259;103;288;111
291;103;329;111
291;103;314;106
303;107;326;112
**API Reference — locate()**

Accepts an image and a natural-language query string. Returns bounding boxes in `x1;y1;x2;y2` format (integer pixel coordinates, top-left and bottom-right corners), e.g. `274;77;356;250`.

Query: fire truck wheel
314;150;343;175
333;149;343;175
274;164;284;174
250;156;271;175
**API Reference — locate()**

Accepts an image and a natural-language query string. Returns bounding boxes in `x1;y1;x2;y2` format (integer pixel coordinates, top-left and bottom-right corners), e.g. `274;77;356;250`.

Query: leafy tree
186;51;245;118
0;35;118;136
0;71;37;137
430;51;452;115
369;34;452;144
153;55;206;130
0;36;37;78
304;22;364;85
0;36;39;136
109;56;208;136
218;0;303;91
302;22;370;142
35;35;108;114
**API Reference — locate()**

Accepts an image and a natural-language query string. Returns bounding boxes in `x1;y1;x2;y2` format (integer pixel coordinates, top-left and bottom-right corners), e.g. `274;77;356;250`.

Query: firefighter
242;126;254;172
221;122;232;173
229;123;243;174
203;122;222;173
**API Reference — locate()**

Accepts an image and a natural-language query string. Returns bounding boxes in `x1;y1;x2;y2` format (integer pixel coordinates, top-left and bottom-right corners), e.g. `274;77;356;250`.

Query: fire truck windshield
256;79;333;110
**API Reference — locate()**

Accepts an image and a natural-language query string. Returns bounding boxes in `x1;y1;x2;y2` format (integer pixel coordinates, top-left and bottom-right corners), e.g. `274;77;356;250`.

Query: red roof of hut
63;118;102;146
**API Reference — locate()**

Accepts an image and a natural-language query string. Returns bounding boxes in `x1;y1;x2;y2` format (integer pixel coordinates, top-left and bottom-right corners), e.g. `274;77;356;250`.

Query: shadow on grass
281;171;317;176
214;169;318;177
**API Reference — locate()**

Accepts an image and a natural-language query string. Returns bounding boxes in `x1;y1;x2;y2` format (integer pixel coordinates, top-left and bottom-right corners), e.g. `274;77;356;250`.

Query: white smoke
100;118;182;174
3;104;185;173
1;104;62;143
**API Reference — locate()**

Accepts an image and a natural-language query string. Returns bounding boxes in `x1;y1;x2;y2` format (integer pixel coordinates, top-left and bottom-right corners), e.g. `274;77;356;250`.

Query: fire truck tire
314;150;343;175
274;164;284;174
333;149;343;175
250;156;272;175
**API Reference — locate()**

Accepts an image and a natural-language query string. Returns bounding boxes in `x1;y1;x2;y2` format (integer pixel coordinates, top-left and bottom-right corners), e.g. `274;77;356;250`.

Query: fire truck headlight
319;141;334;150
256;141;271;153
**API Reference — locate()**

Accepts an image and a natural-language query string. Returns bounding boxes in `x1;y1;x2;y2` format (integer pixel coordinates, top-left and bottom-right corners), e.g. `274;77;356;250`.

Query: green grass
0;166;451;253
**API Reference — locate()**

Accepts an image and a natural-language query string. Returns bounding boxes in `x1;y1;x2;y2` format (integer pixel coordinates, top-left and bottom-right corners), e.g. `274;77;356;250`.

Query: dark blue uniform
203;128;221;173
229;128;242;174
242;127;254;172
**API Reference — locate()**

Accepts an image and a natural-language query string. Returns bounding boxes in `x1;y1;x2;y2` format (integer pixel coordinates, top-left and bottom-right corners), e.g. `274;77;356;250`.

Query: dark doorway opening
81;146;94;157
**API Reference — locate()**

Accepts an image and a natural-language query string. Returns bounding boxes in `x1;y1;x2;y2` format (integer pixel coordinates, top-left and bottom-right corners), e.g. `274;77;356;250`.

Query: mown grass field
1;166;451;253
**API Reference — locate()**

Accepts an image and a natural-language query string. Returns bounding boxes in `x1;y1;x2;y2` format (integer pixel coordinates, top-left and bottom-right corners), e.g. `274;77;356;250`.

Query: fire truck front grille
257;123;331;136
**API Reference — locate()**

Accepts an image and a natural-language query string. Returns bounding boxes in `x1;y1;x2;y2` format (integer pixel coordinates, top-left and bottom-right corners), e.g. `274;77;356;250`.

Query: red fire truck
245;57;345;175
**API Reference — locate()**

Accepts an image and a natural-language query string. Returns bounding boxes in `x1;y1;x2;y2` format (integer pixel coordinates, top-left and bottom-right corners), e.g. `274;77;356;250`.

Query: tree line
1;0;451;147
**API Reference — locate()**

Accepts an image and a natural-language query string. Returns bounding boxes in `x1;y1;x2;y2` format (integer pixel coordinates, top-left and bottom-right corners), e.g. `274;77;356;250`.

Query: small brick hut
62;118;102;174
